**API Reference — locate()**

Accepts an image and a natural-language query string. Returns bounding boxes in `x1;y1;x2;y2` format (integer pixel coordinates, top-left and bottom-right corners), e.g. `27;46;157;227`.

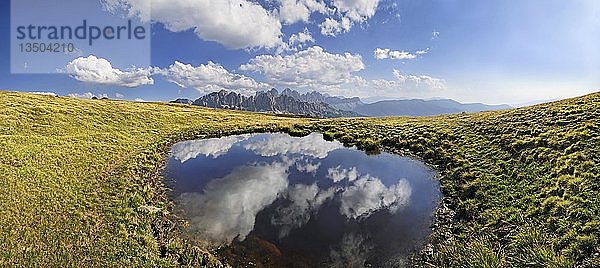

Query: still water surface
165;132;441;267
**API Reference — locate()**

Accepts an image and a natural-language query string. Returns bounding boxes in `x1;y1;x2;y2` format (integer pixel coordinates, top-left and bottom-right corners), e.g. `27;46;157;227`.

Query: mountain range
183;89;358;118
171;89;511;118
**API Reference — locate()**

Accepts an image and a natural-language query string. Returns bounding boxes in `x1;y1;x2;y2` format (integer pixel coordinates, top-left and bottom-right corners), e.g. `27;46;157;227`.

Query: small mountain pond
164;132;441;267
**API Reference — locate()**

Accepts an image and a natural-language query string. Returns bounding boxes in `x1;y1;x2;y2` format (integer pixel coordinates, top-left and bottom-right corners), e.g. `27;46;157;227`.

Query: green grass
0;91;310;267
1;90;599;267
315;93;600;267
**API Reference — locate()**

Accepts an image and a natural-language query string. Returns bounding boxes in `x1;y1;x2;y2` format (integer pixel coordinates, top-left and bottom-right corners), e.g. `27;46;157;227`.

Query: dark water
165;133;441;267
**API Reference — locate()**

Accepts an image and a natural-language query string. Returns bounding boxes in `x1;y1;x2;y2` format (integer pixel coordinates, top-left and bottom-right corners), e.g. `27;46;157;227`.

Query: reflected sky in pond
165;133;441;267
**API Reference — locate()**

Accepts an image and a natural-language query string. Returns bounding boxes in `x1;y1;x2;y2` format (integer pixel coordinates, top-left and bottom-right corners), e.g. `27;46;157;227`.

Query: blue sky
1;0;599;105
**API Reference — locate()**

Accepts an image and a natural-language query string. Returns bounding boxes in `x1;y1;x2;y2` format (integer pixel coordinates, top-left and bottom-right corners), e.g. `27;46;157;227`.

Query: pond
165;132;441;267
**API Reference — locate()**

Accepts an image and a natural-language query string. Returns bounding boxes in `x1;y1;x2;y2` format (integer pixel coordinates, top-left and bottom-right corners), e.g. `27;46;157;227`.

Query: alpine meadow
1;91;598;266
2;0;600;267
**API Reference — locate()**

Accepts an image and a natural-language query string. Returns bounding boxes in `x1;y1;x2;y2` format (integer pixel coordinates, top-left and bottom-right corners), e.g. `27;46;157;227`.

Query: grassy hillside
0;91;311;267
316;93;600;267
1;90;599;267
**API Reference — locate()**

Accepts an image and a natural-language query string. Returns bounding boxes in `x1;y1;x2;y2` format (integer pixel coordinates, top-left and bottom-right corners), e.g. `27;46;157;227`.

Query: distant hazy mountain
171;89;510;118
280;88;364;111
190;89;358;118
170;98;193;105
280;89;510;117
353;99;511;117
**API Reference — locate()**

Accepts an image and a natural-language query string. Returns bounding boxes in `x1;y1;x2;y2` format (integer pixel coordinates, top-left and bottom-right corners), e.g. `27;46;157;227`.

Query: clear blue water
165;132;441;267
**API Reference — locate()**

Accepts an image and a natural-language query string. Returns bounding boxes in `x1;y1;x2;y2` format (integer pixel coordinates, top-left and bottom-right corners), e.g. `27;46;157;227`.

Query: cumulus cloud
103;0;284;50
239;46;445;98
319;0;381;36
374;48;427;60
339;175;411;219
68;92;95;99
328;166;359;182
336;69;446;98
278;0;383;37
287;27;315;50
240;46;364;89
332;0;380;22
162;61;269;95
373;48;390;60
243;132;344;159
172;133;417;247
295;159;321;174
271;183;336;238
415;48;430;55
271;165;413;238
65;56;269;95
30;92;57;97
391;69;446;89
177;162;290;245
103;0;383;49
278;0;328;24
67;92;108;99
66;55;155;87
320;17;352;36
171;134;251;163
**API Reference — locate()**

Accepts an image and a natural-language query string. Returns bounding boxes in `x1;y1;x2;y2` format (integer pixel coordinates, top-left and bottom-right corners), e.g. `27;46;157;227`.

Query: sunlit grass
0;91;311;266
315;92;600;267
1;90;598;267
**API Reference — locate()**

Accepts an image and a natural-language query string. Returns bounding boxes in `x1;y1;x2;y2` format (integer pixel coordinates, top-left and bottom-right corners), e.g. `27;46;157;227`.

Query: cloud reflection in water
167;132;439;266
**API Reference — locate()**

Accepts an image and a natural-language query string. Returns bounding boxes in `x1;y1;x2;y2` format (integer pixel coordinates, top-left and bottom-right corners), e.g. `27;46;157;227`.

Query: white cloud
295;159;321;174
278;0;328;25
271;183;336;238
329;69;446;98
271;166;413;238
103;0;384;49
103;0;284;50
278;0;382;37
66;55;155;87
134;98;146;102
373;48;390;59
391;69;446;89
318;0;381;36
30;92;57;97
240;46;364;89
327;166;359;182
240;46;445;98
171;134;251;163
163;61;269;95
65;56;270;95
332;0;380;22
389;50;416;60
319;17;352;36
288;27;315;50
243;132;344;159
67;92;109;99
115;93;124;99
339;175;411;219
374;48;428;60
415;48;430;55
67;92;95;99
171;133;418;245
177;162;290;245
